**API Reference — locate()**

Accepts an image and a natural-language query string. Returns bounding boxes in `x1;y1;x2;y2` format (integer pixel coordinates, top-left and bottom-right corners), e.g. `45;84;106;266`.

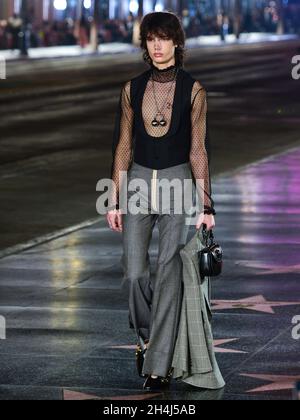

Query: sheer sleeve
190;81;216;215
107;80;134;212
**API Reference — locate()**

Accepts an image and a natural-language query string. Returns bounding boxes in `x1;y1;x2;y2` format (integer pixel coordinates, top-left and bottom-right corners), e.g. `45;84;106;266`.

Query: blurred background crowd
0;0;299;51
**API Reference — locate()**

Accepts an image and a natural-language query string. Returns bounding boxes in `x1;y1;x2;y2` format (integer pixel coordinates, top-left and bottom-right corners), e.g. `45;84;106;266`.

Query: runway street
0;39;300;250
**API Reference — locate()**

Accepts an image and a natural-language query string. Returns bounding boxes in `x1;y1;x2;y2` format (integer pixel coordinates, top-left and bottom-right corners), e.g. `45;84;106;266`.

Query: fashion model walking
106;11;216;391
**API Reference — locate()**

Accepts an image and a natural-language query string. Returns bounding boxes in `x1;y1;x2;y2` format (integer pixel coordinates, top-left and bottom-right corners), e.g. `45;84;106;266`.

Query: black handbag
198;225;223;280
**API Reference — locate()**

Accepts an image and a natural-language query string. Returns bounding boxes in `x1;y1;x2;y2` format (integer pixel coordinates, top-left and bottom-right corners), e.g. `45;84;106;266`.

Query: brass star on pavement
212;295;300;314
240;374;300;393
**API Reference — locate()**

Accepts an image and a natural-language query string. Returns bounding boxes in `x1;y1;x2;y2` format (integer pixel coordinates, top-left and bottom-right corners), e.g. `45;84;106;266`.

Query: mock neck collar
150;63;179;82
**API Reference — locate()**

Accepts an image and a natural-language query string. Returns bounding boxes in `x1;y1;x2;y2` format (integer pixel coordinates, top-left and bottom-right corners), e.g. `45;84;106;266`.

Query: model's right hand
196;213;215;231
106;209;123;233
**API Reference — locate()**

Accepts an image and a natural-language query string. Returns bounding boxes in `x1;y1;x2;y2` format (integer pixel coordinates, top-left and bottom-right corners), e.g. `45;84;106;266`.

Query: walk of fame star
212;295;300;314
63;389;162;400
239;374;300;393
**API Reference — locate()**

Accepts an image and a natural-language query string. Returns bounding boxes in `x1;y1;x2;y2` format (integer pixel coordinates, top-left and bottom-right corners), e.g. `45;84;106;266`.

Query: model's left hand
196;213;215;231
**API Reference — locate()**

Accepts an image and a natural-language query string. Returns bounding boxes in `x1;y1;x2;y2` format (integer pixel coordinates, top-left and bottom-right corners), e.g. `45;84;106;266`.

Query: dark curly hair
139;11;187;68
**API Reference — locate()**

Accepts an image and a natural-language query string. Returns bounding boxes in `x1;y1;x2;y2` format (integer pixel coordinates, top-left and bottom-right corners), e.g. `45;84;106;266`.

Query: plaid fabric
171;228;225;389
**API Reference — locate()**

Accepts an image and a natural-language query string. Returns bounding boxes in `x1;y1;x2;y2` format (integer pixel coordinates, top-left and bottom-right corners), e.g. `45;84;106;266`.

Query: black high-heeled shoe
135;344;147;378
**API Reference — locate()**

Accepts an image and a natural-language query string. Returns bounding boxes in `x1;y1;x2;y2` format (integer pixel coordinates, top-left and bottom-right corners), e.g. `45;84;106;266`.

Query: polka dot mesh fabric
109;80;134;210
108;64;214;213
190;80;213;211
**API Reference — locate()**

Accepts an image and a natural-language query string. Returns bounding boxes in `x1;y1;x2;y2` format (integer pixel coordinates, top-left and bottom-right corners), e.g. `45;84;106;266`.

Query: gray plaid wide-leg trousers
120;162;192;378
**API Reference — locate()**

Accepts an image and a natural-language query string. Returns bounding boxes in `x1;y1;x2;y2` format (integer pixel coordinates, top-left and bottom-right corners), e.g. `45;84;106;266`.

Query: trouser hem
142;350;173;378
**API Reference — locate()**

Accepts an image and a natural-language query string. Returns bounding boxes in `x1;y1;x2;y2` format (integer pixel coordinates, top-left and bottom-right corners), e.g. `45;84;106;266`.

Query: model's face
146;33;177;68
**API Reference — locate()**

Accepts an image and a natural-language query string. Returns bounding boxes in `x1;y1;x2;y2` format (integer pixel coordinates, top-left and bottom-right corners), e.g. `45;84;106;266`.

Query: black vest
108;68;214;210
130;67;196;170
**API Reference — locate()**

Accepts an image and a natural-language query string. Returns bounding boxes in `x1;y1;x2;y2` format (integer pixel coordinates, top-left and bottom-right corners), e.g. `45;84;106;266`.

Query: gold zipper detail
151;169;158;211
